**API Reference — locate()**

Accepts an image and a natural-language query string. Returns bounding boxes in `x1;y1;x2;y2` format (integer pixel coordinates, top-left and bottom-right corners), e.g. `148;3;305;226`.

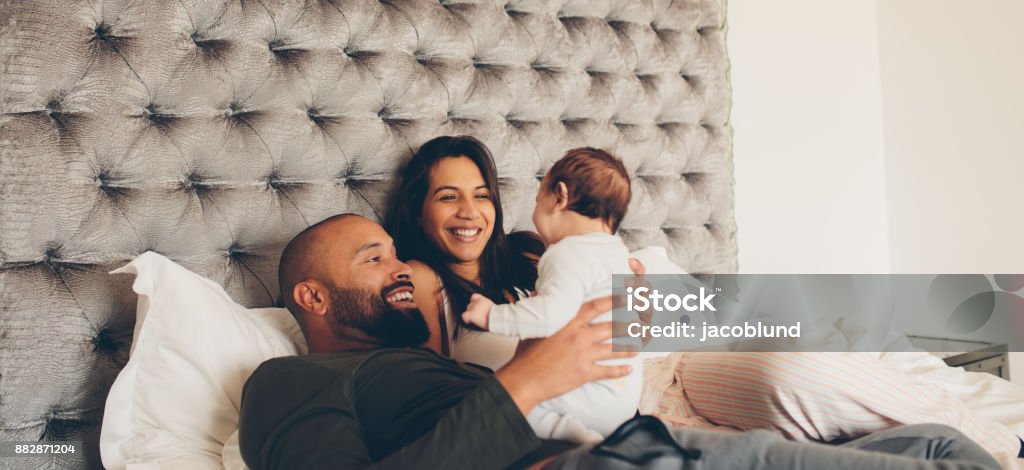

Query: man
238;214;1000;470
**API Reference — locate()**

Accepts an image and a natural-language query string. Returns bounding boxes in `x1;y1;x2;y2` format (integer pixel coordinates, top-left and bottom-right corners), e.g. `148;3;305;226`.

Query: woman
386;135;543;369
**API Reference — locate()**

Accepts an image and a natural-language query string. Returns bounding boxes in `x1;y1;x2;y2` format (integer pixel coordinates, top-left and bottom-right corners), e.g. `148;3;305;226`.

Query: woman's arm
408;260;447;356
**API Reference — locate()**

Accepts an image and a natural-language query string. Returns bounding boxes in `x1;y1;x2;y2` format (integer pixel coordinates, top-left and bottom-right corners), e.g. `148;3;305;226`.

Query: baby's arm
489;244;589;338
461;294;494;330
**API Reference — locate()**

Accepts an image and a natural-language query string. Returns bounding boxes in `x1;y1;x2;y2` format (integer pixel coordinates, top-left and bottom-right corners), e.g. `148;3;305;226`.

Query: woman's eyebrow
431;184;488;195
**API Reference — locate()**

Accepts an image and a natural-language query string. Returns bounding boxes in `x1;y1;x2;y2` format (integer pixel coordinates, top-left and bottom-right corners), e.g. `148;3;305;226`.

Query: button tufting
225;102;247;120
45;99;61;114
143;104;175;126
93;327;129;366
190;31;226;53
180;172;210;193
43;416;83;441
93;23;112;41
42;247;58;265
307;108;325;126
41;247;67;273
266;174;285;191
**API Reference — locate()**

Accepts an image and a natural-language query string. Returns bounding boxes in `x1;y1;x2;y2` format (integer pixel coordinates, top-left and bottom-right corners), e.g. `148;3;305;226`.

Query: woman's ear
554;181;570;210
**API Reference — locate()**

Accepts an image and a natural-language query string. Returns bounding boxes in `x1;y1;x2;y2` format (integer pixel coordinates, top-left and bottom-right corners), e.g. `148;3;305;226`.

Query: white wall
877;0;1024;383
729;0;891;274
728;0;1023;383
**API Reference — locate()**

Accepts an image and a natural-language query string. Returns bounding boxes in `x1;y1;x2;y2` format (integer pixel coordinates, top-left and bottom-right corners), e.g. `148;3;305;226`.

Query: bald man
238;214;1000;470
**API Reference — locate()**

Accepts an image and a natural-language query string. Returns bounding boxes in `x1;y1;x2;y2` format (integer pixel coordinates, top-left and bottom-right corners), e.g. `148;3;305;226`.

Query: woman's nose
456;198;480;219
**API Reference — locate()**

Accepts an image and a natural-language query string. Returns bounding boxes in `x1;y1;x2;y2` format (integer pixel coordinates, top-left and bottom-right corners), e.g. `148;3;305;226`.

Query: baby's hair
544;147;631;232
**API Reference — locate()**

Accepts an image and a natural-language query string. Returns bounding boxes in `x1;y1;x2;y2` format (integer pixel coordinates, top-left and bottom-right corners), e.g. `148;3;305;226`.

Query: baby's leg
536;374;643;439
527;404;604;444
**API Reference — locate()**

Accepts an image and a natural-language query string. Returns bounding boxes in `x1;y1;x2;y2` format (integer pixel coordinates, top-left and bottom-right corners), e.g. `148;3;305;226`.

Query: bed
0;1;735;468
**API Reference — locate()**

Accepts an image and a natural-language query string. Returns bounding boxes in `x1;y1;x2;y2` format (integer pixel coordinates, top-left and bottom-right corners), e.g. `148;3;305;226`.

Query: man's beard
325;281;430;348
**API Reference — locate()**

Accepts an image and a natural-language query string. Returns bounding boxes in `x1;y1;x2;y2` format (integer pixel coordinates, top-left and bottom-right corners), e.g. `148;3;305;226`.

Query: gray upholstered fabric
0;0;735;468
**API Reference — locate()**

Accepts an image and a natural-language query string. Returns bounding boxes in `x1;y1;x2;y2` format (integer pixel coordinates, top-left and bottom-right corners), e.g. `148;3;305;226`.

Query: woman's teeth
451;228;481;237
386;291;413;303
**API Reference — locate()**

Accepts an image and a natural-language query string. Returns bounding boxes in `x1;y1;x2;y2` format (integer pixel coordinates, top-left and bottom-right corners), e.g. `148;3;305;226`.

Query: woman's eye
475;193;490;199
366;256;380;263
439;195;455;201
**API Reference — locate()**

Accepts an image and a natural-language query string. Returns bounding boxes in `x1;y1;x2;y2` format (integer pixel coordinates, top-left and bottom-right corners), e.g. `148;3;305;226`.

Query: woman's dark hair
386;136;544;336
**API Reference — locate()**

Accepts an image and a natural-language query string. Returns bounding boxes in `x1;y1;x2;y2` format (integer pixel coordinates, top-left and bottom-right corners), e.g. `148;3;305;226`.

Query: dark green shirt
238;348;545;469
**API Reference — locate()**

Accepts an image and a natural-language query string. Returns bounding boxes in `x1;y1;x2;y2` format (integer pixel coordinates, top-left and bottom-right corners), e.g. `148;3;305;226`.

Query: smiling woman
387;136;544;365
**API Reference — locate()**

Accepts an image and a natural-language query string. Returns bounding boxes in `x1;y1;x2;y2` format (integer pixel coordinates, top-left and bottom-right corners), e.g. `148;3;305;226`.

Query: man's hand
494;297;638;416
625;258;654;346
461;293;493;331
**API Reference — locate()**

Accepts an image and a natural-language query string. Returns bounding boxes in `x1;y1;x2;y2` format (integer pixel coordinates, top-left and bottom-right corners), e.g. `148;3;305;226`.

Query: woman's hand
494;296;638;416
461;293;493;331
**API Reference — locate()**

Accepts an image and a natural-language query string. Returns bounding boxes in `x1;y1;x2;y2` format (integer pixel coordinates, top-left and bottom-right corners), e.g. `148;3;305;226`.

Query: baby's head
532;147;631;244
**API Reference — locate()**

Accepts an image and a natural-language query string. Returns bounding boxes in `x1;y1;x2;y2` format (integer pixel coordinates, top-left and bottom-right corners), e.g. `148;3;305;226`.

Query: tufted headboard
0;0;735;468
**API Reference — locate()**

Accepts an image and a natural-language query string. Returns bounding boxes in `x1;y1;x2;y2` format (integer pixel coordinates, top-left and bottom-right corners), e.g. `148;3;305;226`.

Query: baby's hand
461;294;494;331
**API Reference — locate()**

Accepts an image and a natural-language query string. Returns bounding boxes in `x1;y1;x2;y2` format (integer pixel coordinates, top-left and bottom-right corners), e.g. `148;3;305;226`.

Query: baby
462;147;642;443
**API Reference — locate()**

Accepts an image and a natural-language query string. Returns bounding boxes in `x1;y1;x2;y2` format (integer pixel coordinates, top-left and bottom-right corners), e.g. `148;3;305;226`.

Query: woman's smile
447;227;483;242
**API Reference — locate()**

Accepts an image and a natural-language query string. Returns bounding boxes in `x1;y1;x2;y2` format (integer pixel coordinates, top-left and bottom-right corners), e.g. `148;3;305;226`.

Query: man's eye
366;257;380;263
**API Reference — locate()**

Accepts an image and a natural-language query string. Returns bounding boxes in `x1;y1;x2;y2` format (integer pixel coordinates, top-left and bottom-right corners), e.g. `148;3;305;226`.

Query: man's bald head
278;213;362;317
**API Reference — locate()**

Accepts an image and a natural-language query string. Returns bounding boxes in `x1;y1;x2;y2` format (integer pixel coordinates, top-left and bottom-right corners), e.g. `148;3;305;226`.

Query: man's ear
293;280;329;317
554;181;570;210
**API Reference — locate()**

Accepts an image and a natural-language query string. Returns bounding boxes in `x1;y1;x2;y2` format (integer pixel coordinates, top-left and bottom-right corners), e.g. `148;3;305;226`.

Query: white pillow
100;252;304;470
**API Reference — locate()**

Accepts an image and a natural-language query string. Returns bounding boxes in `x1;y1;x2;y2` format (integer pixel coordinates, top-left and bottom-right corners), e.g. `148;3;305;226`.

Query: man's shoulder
249;349;450;384
251;352;364;380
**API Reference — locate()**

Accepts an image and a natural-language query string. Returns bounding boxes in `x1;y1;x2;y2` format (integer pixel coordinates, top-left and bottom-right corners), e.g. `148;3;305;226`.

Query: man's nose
392;261;413;282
